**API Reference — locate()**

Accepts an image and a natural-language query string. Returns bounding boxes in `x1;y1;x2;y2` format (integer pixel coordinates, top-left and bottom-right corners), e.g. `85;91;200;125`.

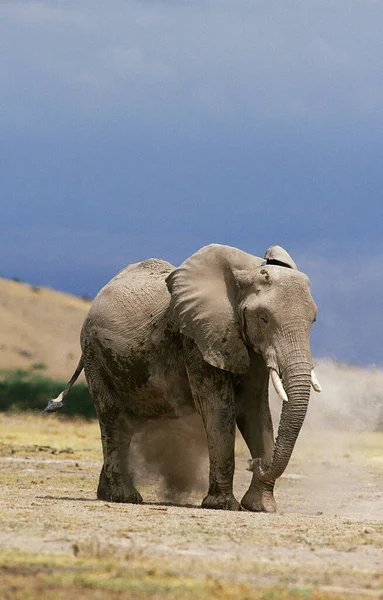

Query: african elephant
45;243;321;512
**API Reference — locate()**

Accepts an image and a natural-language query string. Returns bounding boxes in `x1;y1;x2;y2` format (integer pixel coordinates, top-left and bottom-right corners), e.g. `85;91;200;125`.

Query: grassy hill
0;277;90;380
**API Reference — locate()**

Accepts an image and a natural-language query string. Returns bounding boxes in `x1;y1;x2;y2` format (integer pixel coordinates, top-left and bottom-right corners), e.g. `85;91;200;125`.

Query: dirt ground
0;411;382;600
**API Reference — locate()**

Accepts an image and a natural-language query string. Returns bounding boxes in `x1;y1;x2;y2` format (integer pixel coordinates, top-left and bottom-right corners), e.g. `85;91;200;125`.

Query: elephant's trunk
251;333;312;483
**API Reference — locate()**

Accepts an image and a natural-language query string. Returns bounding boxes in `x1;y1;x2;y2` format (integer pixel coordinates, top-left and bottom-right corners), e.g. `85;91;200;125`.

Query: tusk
311;369;322;393
270;369;288;402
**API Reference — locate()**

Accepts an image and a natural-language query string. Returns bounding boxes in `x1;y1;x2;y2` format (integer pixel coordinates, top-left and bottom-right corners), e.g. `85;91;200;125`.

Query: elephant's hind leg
97;412;143;504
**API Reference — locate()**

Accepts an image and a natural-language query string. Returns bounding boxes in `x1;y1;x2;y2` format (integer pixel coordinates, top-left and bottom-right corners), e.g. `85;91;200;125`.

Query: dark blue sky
1;1;382;366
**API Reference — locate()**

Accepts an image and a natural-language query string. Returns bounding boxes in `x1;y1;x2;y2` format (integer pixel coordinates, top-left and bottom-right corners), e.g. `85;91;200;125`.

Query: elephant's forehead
255;269;316;312
262;265;310;287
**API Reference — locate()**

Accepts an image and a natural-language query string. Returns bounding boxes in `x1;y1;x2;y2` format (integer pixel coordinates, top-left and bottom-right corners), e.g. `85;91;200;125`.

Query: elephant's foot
201;492;241;511
96;465;111;499
241;483;277;513
97;487;143;504
97;466;143;504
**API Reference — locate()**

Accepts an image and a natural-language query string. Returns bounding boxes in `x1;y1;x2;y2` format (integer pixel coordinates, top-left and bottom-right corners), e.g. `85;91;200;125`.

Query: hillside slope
0;278;90;380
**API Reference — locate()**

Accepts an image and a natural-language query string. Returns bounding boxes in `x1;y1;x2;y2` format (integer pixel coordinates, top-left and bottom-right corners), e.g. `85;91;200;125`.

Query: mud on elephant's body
45;244;321;512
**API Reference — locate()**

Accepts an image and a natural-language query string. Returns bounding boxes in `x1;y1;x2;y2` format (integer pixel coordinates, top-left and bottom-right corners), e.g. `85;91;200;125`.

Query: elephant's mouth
269;367;322;402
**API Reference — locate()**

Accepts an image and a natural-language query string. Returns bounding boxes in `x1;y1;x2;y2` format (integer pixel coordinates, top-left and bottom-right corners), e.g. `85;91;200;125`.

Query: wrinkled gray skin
45;244;318;512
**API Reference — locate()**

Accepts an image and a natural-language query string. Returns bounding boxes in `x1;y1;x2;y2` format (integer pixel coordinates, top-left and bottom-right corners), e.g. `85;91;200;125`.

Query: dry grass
0;414;382;600
0;413;101;459
1;549;370;600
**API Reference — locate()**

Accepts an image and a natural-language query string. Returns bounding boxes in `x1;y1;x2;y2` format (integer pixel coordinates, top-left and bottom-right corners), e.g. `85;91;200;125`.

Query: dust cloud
131;413;208;504
274;360;383;518
268;359;383;433
304;359;383;432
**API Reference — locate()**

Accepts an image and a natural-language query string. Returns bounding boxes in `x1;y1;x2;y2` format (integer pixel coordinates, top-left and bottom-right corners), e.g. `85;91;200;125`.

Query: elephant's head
166;243;321;485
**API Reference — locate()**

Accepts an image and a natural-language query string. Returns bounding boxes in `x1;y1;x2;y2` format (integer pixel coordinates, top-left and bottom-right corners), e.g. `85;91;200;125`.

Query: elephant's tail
43;355;84;413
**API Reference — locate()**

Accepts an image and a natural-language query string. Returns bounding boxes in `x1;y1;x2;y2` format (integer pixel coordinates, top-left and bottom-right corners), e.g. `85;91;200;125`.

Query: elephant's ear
264;245;298;269
166;244;262;374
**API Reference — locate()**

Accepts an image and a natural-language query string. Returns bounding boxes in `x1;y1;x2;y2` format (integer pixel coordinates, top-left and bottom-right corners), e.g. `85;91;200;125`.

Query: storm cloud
1;0;382;366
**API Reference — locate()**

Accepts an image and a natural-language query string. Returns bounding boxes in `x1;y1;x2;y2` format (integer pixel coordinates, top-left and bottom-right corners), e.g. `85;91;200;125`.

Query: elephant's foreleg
236;353;276;512
183;341;240;511
98;413;142;504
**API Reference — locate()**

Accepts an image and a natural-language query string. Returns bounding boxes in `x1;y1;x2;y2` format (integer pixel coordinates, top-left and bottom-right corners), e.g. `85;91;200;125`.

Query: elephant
44;243;321;512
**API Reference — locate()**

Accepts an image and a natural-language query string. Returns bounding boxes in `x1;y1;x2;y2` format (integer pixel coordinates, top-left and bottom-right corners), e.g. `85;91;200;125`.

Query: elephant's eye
259;313;268;324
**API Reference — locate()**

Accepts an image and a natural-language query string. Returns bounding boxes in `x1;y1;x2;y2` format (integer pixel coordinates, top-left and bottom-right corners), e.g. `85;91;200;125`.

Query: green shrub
31;362;47;371
0;369;96;419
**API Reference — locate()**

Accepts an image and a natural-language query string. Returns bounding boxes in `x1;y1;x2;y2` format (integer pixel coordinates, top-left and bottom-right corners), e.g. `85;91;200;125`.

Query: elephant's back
109;258;175;286
81;259;175;352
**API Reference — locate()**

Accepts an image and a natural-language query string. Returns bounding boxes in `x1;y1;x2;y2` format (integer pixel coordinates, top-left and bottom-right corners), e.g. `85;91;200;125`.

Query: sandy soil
0;413;382;599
